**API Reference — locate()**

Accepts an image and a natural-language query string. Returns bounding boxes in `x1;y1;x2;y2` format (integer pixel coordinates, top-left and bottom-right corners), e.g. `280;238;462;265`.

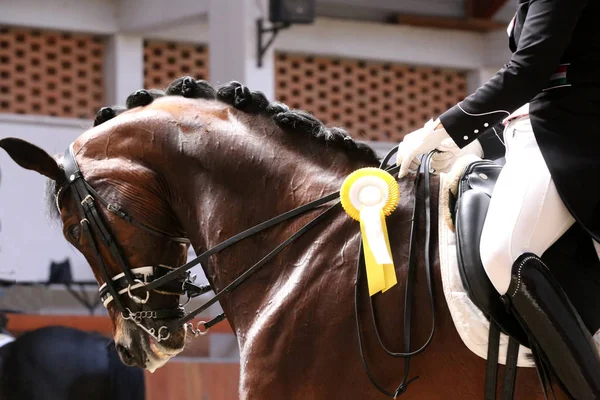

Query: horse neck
165;113;377;338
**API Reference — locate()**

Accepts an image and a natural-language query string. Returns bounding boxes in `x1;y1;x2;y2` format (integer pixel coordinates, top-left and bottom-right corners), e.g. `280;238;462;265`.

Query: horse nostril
116;343;135;366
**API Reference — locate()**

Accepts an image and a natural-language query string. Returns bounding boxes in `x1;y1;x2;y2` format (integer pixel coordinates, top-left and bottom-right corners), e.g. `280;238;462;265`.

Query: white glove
428;138;483;174
396;119;450;178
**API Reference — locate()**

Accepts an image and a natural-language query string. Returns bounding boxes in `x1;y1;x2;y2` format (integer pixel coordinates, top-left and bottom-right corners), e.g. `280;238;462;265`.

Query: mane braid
91;76;380;163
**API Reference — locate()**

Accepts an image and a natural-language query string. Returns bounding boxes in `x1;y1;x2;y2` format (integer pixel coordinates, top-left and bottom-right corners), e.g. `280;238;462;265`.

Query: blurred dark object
48;258;73;284
0;280;15;288
270;0;316;24
0;314;7;331
0;326;145;400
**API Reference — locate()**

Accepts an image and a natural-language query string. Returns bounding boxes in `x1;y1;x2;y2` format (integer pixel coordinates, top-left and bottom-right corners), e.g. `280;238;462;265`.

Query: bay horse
0;78;563;399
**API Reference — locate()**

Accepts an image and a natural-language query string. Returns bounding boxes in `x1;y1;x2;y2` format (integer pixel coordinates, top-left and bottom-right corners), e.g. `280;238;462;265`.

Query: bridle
59;143;346;342
61;144;205;341
59;142;437;398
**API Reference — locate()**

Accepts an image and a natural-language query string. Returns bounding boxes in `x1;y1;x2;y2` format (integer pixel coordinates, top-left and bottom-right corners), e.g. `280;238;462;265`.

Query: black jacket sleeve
439;0;588;148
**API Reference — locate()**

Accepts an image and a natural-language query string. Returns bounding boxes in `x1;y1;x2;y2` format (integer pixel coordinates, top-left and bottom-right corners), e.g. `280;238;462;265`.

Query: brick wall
144;40;209;90
0;26;104;119
275;52;468;142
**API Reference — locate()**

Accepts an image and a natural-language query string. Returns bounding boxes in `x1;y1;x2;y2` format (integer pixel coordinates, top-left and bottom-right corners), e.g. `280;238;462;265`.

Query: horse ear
0;137;65;183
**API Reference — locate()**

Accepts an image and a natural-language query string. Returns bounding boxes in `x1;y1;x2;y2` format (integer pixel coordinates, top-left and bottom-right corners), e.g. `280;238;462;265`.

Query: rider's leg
480;116;574;295
479;116;600;399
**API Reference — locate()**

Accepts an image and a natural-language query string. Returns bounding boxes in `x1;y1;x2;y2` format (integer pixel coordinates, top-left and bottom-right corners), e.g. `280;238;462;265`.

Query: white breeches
479;116;575;295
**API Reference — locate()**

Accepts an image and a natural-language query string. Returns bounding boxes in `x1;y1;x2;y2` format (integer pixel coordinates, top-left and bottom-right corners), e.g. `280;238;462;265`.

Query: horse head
0;122;191;370
0;78;379;374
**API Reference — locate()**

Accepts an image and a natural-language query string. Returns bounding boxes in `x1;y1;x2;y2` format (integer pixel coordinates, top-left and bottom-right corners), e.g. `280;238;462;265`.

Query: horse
0;314;144;400
0;78;567;399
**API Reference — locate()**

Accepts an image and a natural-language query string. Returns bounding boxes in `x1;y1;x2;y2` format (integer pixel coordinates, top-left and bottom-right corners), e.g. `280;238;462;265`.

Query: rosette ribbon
340;168;400;296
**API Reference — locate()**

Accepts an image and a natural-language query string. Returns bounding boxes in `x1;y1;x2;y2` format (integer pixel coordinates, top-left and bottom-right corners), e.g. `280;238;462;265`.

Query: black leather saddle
453;160;600;346
453;160;529;346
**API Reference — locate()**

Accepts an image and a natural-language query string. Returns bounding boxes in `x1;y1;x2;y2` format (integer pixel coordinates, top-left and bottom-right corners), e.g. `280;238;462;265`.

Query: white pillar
467;67;500;94
104;34;144;106
208;0;275;100
467;28;512;95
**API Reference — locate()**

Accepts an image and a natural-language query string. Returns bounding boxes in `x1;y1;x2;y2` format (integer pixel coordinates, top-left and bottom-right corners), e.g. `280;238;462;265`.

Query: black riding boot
503;253;600;400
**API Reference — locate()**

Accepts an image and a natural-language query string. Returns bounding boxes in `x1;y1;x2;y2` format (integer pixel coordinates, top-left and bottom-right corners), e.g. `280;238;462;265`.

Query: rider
396;0;600;398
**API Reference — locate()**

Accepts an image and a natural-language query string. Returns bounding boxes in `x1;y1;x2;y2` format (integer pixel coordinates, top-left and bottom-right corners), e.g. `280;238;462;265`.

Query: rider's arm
438;0;588;149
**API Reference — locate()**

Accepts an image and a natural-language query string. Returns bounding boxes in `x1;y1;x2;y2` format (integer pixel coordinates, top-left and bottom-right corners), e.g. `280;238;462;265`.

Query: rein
355;151;436;398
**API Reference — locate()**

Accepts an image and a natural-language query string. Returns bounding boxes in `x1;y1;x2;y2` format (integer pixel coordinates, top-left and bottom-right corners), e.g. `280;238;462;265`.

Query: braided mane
46;77;380;220
94;77;379;162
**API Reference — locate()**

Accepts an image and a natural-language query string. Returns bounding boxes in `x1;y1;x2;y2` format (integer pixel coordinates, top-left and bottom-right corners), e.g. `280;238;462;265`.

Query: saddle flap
455;162;529;346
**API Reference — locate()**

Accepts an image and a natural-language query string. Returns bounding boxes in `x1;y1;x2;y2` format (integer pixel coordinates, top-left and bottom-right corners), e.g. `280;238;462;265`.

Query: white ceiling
316;0;518;23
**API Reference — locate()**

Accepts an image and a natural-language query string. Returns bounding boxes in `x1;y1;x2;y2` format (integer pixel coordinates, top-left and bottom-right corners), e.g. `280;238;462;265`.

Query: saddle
453;160;600;346
452;159;600;398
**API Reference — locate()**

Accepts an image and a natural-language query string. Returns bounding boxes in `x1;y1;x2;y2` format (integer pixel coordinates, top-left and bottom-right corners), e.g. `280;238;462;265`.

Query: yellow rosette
340;168;399;296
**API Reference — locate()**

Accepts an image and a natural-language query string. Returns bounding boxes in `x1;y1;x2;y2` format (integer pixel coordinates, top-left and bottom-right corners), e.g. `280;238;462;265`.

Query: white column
466;67;500;94
208;0;275;100
104;34;145;106
465;27;514;94
467;28;512;95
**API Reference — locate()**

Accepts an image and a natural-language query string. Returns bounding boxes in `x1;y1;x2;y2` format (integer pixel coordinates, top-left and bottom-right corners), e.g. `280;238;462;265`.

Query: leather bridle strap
173;163;401;332
143;191;342;293
58;145;189;245
168;201;341;329
61;144;187;317
66;167;128;313
154;160;401;329
79;181;190;244
62;145;137;288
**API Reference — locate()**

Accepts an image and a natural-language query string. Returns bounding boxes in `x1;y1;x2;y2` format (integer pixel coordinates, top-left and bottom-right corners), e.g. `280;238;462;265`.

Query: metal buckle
80;194;94;206
127;279;150;304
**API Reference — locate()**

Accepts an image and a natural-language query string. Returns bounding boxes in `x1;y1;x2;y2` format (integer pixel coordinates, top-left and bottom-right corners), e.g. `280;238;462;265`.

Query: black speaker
269;0;316;24
48;258;73;284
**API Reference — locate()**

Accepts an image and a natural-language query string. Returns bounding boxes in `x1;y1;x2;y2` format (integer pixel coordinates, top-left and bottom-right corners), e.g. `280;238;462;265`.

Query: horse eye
68;225;81;241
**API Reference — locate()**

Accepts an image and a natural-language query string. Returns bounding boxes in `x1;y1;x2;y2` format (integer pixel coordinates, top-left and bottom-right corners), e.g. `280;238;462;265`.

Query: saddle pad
438;170;600;367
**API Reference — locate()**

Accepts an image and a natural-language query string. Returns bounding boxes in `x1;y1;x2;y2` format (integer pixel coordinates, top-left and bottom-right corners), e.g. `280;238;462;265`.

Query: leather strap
484;322;520;400
501;337;520;400
485;321;501;400
82;181;190;244
354;151;436;398
144;191;341;292
62;144;185;318
168;202;341;329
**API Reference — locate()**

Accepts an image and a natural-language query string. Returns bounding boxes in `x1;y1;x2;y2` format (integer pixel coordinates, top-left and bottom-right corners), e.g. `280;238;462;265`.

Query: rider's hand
396;119;450;178
429;137;483;174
